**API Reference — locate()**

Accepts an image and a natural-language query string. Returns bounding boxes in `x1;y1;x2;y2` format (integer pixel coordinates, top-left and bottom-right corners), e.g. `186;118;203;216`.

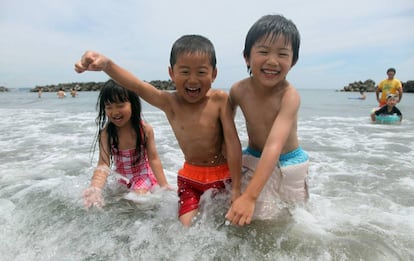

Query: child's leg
179;209;199;227
278;148;309;202
177;177;201;226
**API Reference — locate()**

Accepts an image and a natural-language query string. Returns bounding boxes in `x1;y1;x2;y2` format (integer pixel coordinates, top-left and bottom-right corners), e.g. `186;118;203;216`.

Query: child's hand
74;51;109;73
82;186;105;209
225;193;255;226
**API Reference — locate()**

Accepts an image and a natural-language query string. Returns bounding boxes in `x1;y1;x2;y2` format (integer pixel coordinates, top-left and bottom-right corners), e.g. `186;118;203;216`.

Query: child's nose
267;54;279;65
188;73;198;83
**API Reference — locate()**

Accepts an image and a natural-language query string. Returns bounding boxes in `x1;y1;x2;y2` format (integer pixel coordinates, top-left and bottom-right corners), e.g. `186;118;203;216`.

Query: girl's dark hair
169;34;217;70
243;14;301;74
92;79;145;166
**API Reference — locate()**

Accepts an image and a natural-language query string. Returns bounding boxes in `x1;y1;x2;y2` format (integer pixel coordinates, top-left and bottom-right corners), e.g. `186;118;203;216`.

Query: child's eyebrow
256;44;291;51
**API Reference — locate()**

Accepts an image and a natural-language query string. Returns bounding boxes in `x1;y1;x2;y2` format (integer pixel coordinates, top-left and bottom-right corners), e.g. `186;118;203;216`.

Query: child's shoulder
231;77;250;89
229;78;252;97
281;84;300;103
208;88;229;99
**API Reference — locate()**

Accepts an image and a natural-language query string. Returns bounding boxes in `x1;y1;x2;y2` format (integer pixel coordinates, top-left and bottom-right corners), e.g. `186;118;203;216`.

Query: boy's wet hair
387;67;396;74
243;14;300;74
94;79;144;165
169;35;217;70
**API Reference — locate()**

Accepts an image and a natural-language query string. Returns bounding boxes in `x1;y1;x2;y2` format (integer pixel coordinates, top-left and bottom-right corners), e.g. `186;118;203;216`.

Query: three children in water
76;14;309;227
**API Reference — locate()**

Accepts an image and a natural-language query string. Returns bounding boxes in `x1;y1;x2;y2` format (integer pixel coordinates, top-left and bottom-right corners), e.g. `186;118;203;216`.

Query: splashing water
0;90;413;260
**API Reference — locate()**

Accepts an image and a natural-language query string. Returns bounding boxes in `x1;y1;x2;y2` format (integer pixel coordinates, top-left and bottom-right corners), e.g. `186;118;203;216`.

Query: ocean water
0;89;413;261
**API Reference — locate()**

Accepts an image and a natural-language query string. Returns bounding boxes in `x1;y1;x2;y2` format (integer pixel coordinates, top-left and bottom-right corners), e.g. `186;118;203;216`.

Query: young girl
83;79;171;208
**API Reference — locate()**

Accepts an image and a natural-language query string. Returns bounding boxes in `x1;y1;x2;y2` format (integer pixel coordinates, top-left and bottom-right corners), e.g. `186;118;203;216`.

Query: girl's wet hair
243;14;301;74
169;34;217;70
92;79;144;166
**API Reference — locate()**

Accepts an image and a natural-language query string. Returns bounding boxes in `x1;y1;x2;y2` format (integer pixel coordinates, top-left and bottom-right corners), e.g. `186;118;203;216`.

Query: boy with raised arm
75;35;242;227
226;15;309;226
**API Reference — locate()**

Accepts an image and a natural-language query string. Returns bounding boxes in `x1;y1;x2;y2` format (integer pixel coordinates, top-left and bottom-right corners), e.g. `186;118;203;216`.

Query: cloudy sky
1;0;413;90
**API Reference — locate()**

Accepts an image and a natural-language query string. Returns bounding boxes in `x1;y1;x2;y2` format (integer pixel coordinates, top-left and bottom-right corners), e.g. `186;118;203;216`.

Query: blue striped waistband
243;146;308;167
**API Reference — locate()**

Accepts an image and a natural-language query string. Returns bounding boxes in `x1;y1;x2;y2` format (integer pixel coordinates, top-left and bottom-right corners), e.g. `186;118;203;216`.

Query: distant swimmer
57;88;66;98
70;88;77;97
359;90;366;100
348;90;366;100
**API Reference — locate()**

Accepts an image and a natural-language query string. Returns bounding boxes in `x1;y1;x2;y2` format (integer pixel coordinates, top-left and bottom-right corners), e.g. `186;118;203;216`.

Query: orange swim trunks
177;162;230;217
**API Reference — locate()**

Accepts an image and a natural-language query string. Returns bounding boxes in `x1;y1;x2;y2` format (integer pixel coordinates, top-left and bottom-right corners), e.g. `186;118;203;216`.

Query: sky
1;0;413;90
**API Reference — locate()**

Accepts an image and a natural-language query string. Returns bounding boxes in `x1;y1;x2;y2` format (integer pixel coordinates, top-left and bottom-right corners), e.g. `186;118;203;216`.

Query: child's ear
168;66;174;81
243;55;250;67
212;68;218;82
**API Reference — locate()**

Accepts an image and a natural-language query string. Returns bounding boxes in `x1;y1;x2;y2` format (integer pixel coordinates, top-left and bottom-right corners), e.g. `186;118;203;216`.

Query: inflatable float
375;114;401;124
371;107;401;124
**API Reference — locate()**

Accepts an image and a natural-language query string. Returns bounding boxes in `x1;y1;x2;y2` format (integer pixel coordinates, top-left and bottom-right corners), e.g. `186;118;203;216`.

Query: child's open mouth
185;87;201;97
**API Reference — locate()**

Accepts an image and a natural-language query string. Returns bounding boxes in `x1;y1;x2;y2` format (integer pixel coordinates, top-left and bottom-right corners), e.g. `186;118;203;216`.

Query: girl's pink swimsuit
112;146;157;191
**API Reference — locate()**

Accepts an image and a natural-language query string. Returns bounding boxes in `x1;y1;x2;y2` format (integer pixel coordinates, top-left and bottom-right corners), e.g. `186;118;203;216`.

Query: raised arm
75;51;169;110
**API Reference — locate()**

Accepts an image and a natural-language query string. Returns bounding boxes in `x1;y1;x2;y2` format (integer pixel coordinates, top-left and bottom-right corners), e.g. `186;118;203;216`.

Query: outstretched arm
75;51;168;110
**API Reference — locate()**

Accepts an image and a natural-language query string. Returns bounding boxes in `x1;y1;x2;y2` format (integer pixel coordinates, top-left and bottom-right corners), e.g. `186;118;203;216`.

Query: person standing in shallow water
75;35;242;227
376;67;403;107
82;79;171;208
226;14;309;226
359;90;366;100
38;87;43;98
70;88;77;97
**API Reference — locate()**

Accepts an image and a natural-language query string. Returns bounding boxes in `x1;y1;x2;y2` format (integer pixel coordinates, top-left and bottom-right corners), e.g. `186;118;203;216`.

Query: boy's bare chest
242;95;280;122
171;107;219;132
165;101;221;136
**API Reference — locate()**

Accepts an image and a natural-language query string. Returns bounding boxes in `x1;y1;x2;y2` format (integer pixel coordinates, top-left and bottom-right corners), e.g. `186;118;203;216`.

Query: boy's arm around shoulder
75;51;170;111
216;90;242;199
